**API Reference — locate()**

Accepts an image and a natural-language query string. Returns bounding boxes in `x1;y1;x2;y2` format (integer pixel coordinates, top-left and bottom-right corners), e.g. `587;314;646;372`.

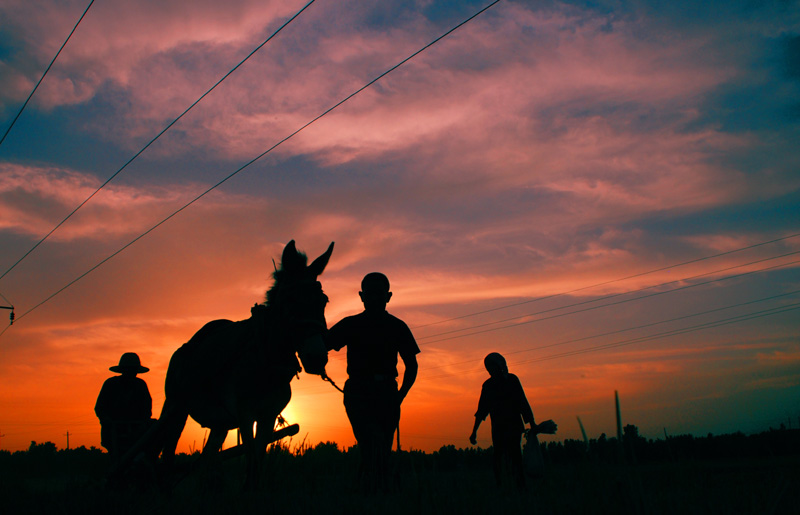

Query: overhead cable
417;250;800;342
419;289;800;372
419;256;800;344
516;303;800;365
0;0;317;282
0;0;95;148
418;302;800;381
412;231;800;329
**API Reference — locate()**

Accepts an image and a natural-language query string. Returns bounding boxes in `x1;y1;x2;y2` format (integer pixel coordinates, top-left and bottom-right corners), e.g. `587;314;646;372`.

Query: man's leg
376;384;400;490
344;385;378;491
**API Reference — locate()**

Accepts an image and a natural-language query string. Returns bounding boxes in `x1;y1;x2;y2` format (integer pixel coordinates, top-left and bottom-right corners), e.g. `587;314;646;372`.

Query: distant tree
623;424;640;440
433;445;462;471
622;424;646;462
304;441;341;461
28;441;57;455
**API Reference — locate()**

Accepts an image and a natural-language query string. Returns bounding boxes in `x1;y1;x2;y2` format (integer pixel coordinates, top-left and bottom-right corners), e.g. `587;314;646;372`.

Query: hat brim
110;365;149;374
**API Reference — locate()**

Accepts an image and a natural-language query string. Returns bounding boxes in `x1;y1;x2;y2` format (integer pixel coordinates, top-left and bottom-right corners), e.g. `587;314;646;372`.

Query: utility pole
64;430;70;450
0;304;13;325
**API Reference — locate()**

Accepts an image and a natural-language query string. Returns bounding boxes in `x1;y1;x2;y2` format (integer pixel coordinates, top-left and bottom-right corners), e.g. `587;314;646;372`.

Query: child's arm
469;417;482;445
471;382;491;444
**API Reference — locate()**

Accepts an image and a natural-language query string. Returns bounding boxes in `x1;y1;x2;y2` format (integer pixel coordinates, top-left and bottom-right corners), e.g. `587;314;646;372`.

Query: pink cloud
0;163;197;239
3;1;765;225
1;0;304;107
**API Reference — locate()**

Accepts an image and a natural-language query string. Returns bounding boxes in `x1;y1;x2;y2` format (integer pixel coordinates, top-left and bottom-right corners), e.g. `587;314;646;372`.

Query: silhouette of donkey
151;240;334;488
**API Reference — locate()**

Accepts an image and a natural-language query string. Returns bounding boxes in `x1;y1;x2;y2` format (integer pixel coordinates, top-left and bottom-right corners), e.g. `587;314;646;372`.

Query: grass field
1;430;798;514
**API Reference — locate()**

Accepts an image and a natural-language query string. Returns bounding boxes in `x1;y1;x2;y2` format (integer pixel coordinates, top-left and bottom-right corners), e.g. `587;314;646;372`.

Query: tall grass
577;416;589;450
1;426;798;514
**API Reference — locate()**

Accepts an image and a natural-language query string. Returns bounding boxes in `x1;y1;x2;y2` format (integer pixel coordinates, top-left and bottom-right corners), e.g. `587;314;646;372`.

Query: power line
412;232;800;330
0;0;501;336
0;0;95;148
0;0;317;282
517;303;800;365
419;290;800;373
417;250;800;342
422;257;800;346
420;302;800;381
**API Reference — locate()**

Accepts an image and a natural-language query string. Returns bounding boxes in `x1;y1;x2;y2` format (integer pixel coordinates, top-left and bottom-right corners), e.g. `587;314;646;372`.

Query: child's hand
537;420;558;434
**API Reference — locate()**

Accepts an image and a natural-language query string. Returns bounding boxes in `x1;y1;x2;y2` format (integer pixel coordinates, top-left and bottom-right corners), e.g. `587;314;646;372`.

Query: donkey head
267;240;334;376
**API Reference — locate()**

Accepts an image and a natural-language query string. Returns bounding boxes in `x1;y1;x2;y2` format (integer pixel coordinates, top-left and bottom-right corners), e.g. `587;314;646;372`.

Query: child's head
359;272;392;312
484;352;508;377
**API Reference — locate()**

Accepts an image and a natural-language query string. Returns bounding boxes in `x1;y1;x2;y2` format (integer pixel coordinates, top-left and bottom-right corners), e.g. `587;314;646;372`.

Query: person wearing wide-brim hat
108;352;150;374
95;353;154;457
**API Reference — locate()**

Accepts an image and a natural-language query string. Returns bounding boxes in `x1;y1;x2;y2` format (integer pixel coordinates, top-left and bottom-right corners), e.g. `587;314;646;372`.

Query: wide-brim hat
110;352;149;374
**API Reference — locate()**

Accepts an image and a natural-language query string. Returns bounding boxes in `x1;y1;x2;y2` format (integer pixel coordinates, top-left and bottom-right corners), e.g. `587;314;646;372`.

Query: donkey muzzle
297;333;328;376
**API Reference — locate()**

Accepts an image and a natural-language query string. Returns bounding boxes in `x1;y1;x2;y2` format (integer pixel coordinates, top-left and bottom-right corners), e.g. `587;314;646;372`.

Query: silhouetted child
469;352;556;488
326;272;420;493
95;353;155;460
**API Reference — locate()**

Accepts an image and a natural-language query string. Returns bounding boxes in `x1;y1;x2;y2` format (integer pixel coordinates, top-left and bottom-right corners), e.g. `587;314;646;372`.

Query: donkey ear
281;240;299;270
308;242;334;277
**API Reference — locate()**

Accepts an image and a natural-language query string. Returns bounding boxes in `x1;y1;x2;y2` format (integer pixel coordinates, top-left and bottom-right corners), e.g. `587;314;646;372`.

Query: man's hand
469;432;477;445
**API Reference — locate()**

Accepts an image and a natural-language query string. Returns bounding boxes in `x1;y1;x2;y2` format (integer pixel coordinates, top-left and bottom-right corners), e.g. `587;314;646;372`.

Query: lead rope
321;371;344;393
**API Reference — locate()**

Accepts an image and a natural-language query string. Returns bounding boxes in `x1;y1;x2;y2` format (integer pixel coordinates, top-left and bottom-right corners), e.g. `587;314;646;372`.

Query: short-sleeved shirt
95;375;152;422
327;311;420;379
475;373;533;435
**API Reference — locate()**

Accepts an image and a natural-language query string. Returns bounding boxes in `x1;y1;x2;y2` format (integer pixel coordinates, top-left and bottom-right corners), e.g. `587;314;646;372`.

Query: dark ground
1;428;798;514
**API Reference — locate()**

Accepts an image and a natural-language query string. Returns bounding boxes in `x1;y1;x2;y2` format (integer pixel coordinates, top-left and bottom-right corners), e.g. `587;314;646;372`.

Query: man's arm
324;318;348;352
398;353;417;403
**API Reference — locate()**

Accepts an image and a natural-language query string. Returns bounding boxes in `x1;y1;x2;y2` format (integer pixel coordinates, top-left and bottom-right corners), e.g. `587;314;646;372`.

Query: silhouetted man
326;272;420;492
469;352;556;488
95;352;154;459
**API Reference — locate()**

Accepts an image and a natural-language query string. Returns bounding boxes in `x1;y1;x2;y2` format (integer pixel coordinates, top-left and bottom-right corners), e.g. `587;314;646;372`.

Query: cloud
0;163;194;239
4;0;785;232
0;0;302;106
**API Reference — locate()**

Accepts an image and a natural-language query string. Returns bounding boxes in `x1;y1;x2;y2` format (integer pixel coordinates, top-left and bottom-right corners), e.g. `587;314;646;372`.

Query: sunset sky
0;0;798;454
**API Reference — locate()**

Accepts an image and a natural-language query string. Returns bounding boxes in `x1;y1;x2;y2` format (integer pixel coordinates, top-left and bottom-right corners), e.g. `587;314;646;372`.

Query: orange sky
1;0;799;453
1;239;798;453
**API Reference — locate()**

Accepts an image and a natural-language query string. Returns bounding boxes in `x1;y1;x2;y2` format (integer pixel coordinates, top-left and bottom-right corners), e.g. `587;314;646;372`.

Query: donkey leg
159;399;189;467
238;420;261;490
203;427;228;455
193;427;228;489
